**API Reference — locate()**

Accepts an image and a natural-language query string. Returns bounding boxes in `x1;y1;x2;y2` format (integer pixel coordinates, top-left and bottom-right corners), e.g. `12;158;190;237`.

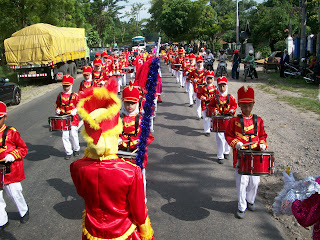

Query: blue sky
119;0;265;22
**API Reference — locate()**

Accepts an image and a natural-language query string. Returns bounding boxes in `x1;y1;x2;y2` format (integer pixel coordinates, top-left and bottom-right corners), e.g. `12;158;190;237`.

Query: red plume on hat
135;59;153;89
78;82;122;145
93;59;102;66
82;66;92;75
206;70;215;78
196;56;203;62
237;86;255;103
0;102;7;118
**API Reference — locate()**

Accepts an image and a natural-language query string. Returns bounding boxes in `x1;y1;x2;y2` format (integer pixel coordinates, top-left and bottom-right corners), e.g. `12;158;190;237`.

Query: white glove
99;81;105;85
118;138;123;145
71;108;77;116
194;79;197;83
55;109;61;115
283;171;295;184
235;142;243;150
260;144;266;151
229;109;235;114
214;110;219;115
202;97;206;101
5;154;15;163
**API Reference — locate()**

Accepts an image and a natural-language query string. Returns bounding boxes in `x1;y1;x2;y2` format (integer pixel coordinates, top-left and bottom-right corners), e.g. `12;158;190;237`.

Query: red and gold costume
72;84;154;240
119;84;154;169
207;77;237;116
188;62;206;93
225;86;267;168
92;59;103;84
79;66;96;94
197;79;216;112
0;125;27;185
55;76;79;126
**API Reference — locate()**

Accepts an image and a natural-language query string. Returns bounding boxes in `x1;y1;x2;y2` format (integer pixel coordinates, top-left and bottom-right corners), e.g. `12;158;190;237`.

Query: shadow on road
148;143;235;221
25;142;64;161
0;231;18;240
47;178;83;220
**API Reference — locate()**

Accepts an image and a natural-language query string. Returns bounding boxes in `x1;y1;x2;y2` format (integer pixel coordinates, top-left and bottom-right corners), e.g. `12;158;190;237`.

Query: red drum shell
212;115;233;132
237;150;274;176
48;116;72;131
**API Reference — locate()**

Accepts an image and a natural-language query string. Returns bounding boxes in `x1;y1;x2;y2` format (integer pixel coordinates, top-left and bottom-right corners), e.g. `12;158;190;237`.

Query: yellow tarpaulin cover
4;23;86;66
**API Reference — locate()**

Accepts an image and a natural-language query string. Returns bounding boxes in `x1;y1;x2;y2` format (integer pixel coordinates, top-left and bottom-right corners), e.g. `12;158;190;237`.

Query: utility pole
317;0;320;60
300;0;307;58
236;0;239;48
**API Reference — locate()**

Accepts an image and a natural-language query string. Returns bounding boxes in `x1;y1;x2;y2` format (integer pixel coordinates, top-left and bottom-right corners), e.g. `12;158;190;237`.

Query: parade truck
4;23;90;82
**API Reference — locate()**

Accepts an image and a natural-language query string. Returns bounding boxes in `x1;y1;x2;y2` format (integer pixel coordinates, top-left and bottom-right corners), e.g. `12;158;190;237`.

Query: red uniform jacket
207;93;237;116
182;61;190;77
55;92;79;126
78;79;96;94
70;157;153;240
197;84;216;111
0;125;28;185
119;114;154;169
225;114;267;168
188;68;206;93
92;70;103;84
292;176;320;240
174;57;184;70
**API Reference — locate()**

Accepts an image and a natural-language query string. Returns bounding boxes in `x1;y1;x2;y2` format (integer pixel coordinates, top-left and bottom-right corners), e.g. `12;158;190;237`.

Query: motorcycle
304;71;320;84
216;60;228;77
283;62;302;78
204;58;214;71
243;64;254;82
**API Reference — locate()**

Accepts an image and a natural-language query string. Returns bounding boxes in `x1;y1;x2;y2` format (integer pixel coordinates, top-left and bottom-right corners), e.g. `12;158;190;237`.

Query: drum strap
1;126;11;149
59;92;74;113
92;70;102;80
238;114;258;136
81;80;94;89
205;86;216;105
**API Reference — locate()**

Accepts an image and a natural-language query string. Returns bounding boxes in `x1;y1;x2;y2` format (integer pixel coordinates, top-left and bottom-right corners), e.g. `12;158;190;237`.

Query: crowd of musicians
0;45;318;240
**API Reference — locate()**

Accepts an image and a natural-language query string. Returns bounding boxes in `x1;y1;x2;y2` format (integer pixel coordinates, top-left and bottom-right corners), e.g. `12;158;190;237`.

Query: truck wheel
12;89;21;105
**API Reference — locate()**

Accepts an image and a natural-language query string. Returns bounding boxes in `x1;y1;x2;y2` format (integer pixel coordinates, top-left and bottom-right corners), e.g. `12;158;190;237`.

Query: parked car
0;77;21;105
255;51;282;64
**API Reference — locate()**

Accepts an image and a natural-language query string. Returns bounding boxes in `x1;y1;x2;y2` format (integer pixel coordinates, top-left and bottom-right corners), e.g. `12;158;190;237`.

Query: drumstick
0;159;6;162
131;148;138;154
242;141;258;147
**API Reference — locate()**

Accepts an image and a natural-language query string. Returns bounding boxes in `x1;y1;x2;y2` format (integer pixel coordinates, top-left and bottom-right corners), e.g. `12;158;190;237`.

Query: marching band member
185;54;196;107
90;52;101;69
188;56;206;120
113;56;123;94
71;82;154;240
55;75;80;160
197;70;216;137
225;86;267;219
182;54;190;93
175;49;185;87
78;66;95;94
119;83;154;199
92;59;104;85
208;76;237;164
0;102;29;231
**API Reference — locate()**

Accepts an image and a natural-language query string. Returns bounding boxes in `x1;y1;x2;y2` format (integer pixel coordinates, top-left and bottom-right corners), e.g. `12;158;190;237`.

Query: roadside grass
257;71;320;116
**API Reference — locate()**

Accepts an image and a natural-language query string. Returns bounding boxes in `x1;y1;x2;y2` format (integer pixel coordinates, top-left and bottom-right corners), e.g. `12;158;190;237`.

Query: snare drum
212;115;233;132
0;165;5;190
48;115;72;131
117;150;137;164
237;149;274;176
174;64;182;69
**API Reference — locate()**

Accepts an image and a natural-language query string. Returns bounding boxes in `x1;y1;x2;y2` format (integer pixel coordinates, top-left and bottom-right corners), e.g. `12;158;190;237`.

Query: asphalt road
0;63;289;240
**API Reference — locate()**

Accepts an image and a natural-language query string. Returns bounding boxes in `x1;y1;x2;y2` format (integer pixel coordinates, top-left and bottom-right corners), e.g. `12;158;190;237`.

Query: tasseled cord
135;58;159;169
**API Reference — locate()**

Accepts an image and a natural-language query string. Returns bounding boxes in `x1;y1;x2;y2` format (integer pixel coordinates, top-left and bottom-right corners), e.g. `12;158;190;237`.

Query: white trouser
62;125;80;155
187;82;194;105
168;65;172;73
202;110;211;133
196;98;202;118
177;70;183;85
122;74;127;86
150;116;154;132
154;97;158;114
184;77;188;92
235;169;260;212
0;182;28;226
117;76;122;92
142;168;147;203
216;132;230;159
172;69;176;76
158;68;162;78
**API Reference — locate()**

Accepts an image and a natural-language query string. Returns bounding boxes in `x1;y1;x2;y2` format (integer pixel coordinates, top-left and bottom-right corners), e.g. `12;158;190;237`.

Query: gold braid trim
138;216;154;240
82;210;137;240
230;139;240;148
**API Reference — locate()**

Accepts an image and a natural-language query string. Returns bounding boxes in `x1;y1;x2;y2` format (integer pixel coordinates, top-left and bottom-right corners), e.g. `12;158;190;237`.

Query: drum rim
238;149;274;155
49;115;72;119
212;115;233;119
